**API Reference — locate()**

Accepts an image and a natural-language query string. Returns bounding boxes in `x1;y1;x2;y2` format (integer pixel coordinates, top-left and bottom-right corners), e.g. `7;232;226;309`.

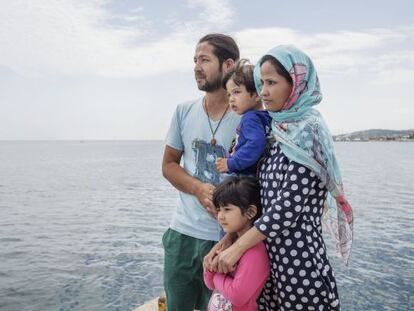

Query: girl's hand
203;247;217;272
216;242;244;274
216;157;229;173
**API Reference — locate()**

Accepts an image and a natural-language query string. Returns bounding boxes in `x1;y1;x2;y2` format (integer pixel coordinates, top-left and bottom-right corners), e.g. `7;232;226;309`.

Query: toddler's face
226;79;261;115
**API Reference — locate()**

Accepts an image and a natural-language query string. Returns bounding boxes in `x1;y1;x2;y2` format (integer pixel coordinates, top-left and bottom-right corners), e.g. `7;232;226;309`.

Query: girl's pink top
204;242;270;311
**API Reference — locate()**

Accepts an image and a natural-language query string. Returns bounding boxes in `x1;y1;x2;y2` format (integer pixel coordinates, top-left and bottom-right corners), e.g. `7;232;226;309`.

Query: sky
0;0;413;140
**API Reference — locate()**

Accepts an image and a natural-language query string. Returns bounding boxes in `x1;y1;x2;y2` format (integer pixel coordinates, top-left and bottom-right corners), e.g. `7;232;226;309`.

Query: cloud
372;68;414;85
0;1;145;77
235;27;392;59
186;0;234;30
236;26;414;79
0;1;412;82
0;0;236;78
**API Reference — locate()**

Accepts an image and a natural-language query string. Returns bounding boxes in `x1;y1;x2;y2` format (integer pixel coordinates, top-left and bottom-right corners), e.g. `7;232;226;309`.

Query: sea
0;141;413;311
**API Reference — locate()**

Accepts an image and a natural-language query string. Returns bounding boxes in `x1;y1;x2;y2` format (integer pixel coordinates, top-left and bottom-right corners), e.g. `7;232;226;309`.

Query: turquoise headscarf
254;45;353;265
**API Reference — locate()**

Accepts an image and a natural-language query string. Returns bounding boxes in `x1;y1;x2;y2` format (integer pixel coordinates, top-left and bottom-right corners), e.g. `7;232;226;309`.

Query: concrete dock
133;298;159;311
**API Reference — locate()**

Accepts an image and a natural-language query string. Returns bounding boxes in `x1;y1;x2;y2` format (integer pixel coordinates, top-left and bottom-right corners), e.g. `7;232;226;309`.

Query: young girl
215;59;271;176
203;176;270;311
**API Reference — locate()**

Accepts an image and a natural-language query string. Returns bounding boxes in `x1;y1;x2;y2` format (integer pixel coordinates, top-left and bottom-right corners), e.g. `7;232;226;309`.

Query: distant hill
333;129;414;141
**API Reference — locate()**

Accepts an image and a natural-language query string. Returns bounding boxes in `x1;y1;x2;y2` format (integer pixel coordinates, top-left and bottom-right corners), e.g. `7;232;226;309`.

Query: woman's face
259;60;293;112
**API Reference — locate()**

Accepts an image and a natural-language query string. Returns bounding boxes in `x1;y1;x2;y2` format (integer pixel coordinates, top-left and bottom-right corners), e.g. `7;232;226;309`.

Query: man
162;33;241;311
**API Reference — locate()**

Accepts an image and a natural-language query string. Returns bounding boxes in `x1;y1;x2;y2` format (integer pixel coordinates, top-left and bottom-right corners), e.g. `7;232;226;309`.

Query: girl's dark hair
260;55;293;85
222;59;257;96
213;176;262;222
198;33;240;66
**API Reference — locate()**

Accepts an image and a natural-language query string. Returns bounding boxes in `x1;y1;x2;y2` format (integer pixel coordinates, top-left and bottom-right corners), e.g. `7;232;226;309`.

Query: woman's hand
216;242;244;274
204;233;236;272
216;226;267;273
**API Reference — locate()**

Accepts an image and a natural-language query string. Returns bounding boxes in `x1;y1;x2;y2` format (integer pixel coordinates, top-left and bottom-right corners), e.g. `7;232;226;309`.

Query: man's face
193;42;223;92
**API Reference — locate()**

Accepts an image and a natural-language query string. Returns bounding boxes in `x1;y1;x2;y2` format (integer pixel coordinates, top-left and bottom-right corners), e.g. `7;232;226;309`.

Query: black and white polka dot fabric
255;142;340;311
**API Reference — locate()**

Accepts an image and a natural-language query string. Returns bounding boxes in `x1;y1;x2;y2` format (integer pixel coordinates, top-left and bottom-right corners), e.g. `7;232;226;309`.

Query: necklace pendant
203;97;229;148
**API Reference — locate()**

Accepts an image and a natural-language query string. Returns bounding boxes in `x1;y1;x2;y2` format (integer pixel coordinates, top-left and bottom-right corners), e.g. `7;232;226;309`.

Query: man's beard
197;72;223;92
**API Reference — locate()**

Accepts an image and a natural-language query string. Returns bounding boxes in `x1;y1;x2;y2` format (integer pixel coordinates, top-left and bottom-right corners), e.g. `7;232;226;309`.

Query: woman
205;45;353;310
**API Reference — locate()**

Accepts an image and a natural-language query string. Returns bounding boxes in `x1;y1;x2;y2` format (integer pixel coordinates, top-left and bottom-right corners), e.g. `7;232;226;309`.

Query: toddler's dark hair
213;176;262;222
222;59;257;96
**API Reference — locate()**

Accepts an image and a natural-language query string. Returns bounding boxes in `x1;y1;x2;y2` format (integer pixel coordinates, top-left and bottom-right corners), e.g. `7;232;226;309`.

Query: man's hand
216;157;229;173
194;182;217;217
162;146;218;217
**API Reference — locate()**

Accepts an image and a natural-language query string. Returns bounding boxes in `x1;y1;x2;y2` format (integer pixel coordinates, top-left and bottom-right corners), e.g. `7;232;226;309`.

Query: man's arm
162;145;216;216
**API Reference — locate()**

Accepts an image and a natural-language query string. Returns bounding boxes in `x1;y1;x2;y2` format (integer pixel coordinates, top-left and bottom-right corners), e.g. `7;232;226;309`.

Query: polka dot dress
255;142;340;311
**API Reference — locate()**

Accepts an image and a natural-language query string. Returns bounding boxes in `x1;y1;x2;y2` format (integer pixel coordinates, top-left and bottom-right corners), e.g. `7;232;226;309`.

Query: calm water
0;141;413;311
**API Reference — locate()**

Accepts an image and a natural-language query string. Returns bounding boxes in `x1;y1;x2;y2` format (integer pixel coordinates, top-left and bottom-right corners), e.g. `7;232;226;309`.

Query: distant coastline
333;129;414;142
1;130;414;143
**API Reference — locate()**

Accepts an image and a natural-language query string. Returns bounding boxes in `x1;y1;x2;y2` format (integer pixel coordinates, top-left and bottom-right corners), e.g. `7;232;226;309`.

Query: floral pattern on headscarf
254;45;353;264
283;63;308;110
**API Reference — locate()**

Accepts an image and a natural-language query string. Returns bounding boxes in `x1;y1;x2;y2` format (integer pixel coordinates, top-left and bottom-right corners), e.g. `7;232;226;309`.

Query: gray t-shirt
165;98;240;241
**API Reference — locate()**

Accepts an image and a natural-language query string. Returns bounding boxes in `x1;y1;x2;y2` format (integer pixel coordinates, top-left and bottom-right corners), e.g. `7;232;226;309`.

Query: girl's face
217;204;252;237
226;79;261;115
259;60;293;112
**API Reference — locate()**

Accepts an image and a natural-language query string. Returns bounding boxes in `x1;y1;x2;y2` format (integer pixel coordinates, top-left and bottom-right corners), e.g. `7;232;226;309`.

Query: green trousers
162;228;216;311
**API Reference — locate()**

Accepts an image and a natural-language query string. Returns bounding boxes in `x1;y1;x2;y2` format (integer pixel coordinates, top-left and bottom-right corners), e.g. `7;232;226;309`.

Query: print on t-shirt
192;139;226;185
